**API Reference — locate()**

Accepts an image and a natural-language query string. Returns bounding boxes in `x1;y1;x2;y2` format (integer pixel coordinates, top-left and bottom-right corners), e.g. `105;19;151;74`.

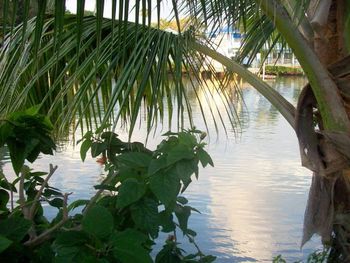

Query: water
0;76;321;262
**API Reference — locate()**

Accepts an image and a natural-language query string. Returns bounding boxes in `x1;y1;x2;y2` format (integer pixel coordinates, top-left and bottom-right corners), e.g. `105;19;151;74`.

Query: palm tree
1;0;350;258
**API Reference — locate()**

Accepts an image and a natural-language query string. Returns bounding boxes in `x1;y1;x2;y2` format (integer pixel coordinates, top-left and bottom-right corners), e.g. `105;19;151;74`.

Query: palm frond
184;0;314;64
0;14;240;137
0;0;310;138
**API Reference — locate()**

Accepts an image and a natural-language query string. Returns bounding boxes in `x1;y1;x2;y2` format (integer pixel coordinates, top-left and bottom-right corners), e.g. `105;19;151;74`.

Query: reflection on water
1;77;321;262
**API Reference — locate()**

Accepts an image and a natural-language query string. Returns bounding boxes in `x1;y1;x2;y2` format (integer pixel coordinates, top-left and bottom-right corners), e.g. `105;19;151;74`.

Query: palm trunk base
297;55;350;259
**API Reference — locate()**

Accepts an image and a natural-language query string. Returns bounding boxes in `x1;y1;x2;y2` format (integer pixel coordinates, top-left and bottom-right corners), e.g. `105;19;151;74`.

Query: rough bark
299;0;350;259
299;55;350;260
312;0;348;65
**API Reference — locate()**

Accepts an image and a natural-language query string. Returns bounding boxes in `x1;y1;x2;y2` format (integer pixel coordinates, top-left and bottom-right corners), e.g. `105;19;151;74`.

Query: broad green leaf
175;159;198;183
6;139;26;175
167;144;194;165
0;123;13;147
117;166;140;182
82;205;114;239
116;178;146;208
155;243;182;263
80;138;92;161
95;123;112;134
90;142;107;157
157;137;179;153
148;156;167;175
196;148;214;167
33;242;54;262
68;199;89;212
131;198;159;238
0;217;31;242
190;206;201;214
96;195;118;208
179;173;192;193
158;210;176;233
111;229;152;263
186;228;197;237
42;116;54;130
33;176;44;184
94;184;118;191
162;131;178;136
54;231;89;247
26;145;41;163
43;188;62;197
23;105;40;116
49;198;64;208
54;246;79;263
176;196;188;205
117;152;152;168
30;171;48;177
77;131;93;145
0;180;17;192
0;189;9;210
174;205;191;233
150;171;181;208
0;235;12;253
54;246;96;263
178;132;197;147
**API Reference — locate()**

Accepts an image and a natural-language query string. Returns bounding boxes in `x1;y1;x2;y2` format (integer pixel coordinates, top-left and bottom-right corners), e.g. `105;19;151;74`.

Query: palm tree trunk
312;0;348;65
299;0;350;260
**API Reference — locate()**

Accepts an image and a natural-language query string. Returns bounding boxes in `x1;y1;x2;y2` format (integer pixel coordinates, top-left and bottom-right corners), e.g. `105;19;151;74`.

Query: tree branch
28;164;58;220
24;192;70;247
83;171;117;215
18;169;30;218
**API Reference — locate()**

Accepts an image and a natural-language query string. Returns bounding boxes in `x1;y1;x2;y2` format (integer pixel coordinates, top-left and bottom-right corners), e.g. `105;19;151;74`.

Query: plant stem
18;169;30;218
83;171;117;215
24;193;70;247
29;164;58;220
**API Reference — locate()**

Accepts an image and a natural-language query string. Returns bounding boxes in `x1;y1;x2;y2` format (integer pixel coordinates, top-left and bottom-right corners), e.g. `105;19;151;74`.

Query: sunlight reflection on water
0;76;321;262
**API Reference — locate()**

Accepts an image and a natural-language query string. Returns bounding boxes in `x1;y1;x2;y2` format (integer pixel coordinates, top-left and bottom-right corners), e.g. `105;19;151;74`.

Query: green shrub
0;108;215;262
264;65;304;76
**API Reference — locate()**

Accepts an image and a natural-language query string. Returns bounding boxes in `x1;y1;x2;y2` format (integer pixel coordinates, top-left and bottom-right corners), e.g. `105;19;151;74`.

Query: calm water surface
1;77;321;262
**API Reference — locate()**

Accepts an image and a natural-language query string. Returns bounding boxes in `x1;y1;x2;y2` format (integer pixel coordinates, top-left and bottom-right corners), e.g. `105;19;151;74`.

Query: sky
65;0;174;22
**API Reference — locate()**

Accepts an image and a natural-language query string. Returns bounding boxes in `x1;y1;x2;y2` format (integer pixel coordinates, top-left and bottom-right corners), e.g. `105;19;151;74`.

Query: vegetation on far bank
263;65;304;76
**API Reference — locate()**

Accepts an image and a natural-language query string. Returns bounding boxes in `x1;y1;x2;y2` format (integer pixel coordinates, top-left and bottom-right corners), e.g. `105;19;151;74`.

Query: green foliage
0;235;12;253
0;109;215;262
264;65;304;76
82;205;114;239
76;127;214;261
0;106;55;174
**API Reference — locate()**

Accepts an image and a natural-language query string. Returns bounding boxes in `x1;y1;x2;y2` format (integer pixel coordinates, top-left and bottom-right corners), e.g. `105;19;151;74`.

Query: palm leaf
184;0;313;64
0;0;306;138
0;14;241;137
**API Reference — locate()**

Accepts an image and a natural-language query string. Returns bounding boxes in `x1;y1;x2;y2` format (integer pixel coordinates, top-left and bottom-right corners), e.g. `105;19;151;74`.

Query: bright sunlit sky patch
66;0;175;22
